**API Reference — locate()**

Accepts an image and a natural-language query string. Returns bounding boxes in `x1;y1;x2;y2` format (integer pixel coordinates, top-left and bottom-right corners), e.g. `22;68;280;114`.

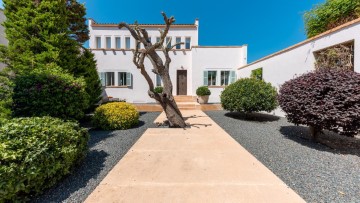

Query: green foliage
154;86;163;93
196;86;211;96
251;68;263;80
1;0;101;108
221;78;278;113
0;72;13;119
12;68;89;120
304;0;360;38
0;117;89;202
278;69;360;137
93;102;139;130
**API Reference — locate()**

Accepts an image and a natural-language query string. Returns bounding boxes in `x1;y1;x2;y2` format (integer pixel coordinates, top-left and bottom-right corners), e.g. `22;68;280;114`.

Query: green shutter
203;71;208;86
99;72;106;86
126;72;132;86
230;71;237;84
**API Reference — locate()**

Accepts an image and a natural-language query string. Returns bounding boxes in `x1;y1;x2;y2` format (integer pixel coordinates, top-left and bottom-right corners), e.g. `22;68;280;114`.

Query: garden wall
238;18;360;117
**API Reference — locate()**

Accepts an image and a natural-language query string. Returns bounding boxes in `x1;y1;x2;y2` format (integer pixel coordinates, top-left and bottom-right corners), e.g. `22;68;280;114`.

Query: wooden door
177;70;187;95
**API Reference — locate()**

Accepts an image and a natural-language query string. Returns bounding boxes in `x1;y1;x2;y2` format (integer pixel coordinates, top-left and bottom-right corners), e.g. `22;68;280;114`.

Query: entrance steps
174;95;197;103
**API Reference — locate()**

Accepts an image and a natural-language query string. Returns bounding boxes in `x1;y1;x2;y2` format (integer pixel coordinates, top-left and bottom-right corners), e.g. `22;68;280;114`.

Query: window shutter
99;72;106;86
230;71;237;84
126;72;132;86
203;71;208;86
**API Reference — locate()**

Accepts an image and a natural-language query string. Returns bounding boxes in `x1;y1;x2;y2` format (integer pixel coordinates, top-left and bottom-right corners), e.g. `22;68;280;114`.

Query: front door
177;70;187;95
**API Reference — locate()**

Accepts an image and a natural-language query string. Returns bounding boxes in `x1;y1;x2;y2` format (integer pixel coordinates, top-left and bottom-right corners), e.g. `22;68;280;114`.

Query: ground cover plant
221;78;277;113
278;69;360;138
0;117;89;202
93;102;139;130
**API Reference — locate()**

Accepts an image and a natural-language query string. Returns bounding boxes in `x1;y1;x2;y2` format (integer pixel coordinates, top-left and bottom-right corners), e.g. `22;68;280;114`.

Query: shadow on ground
224;112;280;122
280;125;360;157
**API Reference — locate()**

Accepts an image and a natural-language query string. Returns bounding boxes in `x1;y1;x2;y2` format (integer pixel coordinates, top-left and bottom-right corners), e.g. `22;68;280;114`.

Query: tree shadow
224;112;280;122
32;150;109;203
280;125;360;157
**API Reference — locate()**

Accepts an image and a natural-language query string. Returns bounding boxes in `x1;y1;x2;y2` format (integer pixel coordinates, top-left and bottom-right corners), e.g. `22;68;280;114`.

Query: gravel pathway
206;111;360;203
32;112;159;203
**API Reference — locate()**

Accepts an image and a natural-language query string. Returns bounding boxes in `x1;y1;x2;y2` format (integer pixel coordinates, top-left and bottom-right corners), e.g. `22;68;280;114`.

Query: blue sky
1;0;325;63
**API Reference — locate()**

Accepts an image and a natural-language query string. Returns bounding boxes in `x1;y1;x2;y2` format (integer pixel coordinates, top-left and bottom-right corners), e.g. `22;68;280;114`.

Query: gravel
206;111;360;203
32;112;160;203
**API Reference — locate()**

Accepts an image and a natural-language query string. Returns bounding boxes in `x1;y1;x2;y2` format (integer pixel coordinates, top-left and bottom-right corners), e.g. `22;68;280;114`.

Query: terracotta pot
198;95;209;104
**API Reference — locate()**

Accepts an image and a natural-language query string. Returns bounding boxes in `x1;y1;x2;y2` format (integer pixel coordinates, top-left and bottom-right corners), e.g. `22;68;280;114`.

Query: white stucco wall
238;20;360;116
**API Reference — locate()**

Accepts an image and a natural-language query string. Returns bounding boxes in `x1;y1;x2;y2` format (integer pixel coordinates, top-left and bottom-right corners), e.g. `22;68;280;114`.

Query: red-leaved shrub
278;69;360;137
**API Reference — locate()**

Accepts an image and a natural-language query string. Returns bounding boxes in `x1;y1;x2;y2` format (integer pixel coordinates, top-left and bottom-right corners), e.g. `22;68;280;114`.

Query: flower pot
198;95;209;104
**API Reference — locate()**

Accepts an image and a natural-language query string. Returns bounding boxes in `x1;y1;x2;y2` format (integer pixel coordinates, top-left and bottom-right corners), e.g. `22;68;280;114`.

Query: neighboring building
89;19;247;103
0;9;8;70
238;18;360;116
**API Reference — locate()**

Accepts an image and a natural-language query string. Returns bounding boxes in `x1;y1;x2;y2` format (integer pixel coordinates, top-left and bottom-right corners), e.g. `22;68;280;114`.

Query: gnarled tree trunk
118;12;186;128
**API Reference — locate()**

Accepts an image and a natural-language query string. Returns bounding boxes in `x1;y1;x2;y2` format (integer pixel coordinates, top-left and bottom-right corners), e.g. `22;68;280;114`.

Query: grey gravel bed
206;111;360;203
32;112;160;203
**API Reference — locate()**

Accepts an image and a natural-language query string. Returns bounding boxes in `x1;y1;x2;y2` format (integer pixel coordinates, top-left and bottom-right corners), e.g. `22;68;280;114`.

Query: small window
147;37;152;44
251;68;263;80
99;72;115;86
96;37;101;49
166;37;171;48
106;37;111;49
125;37;131;49
175;37;181;49
203;71;217;86
115;37;121;49
221;71;230;86
156;74;162;87
185;37;191;49
156;37;161;43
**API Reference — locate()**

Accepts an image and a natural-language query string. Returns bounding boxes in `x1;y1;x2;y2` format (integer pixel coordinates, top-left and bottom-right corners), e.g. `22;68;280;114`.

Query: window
221;71;230;86
115;37;121;49
106;37;111;49
118;72;132;86
156;74;162;87
96;37;101;48
147;37;152;44
156;37;161;43
99;72;115;86
251;68;263;80
166;37;171;48
185;37;191;49
125;37;131;49
203;71;217;86
175;37;181;49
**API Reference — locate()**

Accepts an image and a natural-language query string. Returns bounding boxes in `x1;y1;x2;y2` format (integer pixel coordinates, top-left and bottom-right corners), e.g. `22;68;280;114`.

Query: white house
89;19;247;103
238;18;360;116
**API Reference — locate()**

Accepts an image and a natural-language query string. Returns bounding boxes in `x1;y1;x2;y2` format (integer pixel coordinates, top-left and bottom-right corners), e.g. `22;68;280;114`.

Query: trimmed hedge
12;69;89;120
196;86;211;96
221;78;278;113
93;102;139;130
278;69;360;137
0;117;89;202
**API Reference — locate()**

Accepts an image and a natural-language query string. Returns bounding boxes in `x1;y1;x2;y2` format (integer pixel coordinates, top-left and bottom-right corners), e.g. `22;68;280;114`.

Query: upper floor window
115;37;121;49
185;37;191;49
125;37;131;49
99;72;115;86
166;37;171;48
96;37;101;49
106;37;111;49
175;37;181;49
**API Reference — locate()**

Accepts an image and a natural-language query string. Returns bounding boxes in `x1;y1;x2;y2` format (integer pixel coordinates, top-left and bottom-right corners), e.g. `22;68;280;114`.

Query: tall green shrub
12;68;89;120
221;78;278;113
0;72;13;119
304;0;360;38
0;117;89;202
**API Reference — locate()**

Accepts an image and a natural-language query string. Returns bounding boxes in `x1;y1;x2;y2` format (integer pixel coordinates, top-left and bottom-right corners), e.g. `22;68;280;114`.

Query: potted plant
196;86;211;104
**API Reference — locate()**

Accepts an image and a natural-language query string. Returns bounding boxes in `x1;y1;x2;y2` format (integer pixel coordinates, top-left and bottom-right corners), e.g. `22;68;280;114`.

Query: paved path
85;110;305;203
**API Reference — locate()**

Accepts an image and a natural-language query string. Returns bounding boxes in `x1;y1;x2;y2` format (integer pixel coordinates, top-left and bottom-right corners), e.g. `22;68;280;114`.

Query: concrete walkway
85;110;305;203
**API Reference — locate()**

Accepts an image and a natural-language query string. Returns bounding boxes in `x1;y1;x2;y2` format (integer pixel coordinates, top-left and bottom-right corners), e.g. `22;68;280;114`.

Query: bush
12;69;89;120
278;69;360;137
304;0;360;38
93;102;139;130
0;117;89;202
221;78;278;113
196;86;211;96
0;73;13;119
154;86;163;93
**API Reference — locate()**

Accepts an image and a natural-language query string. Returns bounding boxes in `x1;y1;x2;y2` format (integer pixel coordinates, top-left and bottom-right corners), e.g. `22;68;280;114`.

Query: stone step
174;95;197;103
